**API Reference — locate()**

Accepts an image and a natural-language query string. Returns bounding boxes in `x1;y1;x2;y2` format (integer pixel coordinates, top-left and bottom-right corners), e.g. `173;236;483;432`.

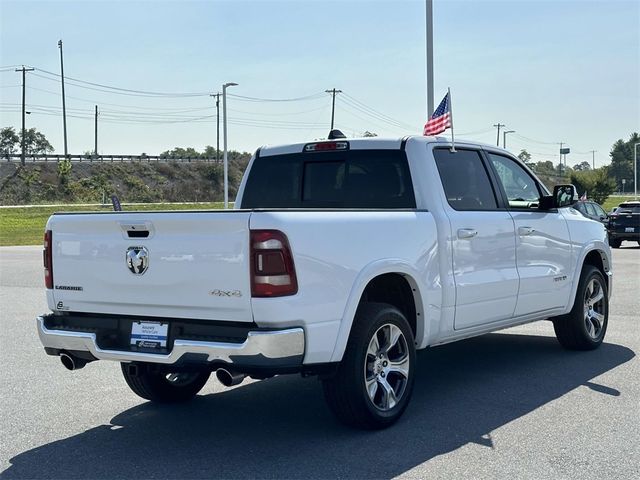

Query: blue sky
1;0;638;168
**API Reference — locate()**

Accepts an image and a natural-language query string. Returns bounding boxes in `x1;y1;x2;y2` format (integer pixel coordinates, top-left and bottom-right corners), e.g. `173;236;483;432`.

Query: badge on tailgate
130;321;168;349
126;246;149;275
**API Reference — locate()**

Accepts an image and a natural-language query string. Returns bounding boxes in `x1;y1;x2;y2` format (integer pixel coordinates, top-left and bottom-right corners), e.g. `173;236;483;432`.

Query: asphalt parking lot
0;244;638;479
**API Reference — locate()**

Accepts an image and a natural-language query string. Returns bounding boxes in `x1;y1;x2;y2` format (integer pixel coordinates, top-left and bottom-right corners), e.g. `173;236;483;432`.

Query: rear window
618;204;640;214
241;150;416;209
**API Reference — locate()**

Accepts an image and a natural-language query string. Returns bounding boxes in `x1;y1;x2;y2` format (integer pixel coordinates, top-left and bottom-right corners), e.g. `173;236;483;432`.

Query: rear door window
433;149;498;210
241;149;415;209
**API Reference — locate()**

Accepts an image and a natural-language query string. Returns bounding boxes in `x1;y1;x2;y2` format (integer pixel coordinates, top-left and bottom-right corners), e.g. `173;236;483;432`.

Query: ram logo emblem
126;246;149;275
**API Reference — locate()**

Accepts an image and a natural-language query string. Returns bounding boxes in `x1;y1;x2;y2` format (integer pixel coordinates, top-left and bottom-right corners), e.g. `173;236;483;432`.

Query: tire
609;238;621;248
121;363;210;403
552;265;608;350
322;302;416;430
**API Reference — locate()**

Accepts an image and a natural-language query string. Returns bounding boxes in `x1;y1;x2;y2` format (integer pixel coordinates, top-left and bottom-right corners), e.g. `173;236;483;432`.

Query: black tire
552;265;608;350
322;302;416;430
121;363;210;403
609;238;621;248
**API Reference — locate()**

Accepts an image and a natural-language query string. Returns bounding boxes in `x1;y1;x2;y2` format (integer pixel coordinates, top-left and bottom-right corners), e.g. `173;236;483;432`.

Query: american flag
423;92;451;136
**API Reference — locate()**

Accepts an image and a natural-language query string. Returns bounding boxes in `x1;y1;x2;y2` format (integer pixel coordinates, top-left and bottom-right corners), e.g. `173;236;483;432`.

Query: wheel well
359;273;417;338
583;249;609;278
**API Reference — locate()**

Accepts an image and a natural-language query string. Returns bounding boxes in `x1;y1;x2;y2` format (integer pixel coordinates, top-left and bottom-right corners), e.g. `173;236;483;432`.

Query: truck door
484;151;573;316
433;148;519;330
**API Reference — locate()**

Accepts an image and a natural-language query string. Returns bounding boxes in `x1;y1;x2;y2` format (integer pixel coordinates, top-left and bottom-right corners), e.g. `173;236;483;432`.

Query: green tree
570;167;616;204
362;131;378;137
0;127;19;155
609;132;639;192
517;149;533;167
573;161;591;171
20;128;54;154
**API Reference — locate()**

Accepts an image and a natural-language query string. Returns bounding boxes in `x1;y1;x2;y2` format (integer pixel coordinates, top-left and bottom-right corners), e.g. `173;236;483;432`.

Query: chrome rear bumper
37;316;305;367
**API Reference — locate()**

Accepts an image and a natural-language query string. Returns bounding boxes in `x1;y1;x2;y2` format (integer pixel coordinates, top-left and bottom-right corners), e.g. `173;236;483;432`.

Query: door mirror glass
553;185;576;208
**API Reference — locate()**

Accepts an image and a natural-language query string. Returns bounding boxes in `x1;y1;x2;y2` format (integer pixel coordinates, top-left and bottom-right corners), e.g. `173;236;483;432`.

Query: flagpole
448;87;456;152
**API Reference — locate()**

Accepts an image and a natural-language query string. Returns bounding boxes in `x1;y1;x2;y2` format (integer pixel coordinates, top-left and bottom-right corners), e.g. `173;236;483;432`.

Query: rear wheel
121;363;210;403
322;302;416;430
553;265;608;350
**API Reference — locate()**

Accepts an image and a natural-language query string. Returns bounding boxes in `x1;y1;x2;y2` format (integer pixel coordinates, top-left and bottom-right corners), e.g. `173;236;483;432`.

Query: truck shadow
3;333;634;479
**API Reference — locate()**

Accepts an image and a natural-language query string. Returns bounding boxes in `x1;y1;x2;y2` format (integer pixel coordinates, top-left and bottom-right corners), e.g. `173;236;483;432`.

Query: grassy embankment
0;203;224;246
1;197;637;247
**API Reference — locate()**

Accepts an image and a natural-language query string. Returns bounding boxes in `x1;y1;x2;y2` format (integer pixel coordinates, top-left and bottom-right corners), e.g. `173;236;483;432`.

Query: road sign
560;148;570;154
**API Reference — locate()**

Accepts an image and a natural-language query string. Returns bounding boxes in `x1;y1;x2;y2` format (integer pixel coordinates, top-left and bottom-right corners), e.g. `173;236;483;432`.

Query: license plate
130;321;168;349
625;227;635;233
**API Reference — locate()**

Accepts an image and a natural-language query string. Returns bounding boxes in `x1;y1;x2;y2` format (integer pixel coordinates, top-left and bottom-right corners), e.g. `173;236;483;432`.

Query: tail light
44;230;53;289
250;230;297;297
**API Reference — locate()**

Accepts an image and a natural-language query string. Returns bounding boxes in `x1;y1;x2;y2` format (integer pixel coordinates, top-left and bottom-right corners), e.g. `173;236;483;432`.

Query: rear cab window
241;149;416;209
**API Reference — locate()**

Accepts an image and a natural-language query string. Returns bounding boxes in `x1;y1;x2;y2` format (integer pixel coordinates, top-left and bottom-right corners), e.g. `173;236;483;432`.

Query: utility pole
325;88;342;130
559;142;564;174
94;105;98;157
589;150;596;170
503;130;515;149
222;82;238;209
493;123;505;147
210;93;221;163
58;40;68;157
425;0;434;117
15;66;34;166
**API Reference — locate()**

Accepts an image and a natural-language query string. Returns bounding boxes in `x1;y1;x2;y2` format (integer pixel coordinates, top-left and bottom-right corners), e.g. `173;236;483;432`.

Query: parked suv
608;200;640;247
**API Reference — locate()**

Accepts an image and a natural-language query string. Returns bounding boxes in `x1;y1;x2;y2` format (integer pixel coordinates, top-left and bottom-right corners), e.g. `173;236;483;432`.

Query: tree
609;132;639;192
0;127;19;156
532;160;556;176
573;161;591;171
362;131;378;137
570;167;616;204
20;128;54;154
517;149;533;167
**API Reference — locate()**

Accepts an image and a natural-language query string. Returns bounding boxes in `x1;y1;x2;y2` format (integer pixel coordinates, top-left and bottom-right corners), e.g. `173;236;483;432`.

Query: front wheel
322;302;416;429
121;363;211;403
552;265;608;350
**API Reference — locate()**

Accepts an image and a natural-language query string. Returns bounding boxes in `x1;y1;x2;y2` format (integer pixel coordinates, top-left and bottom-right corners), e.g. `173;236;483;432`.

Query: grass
602;196;636;212
0;202;225;246
2;196;638;247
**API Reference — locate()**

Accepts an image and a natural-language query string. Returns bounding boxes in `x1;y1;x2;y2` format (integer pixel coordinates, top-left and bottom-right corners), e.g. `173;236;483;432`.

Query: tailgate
610;212;640;233
48;211;254;322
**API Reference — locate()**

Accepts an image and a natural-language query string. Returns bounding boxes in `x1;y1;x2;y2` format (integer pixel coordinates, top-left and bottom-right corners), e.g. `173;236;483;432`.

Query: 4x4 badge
126;246;149;275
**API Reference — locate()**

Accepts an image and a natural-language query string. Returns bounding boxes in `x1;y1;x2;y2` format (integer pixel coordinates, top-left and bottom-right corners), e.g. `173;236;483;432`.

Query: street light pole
503;130;515;149
425;0;434;117
222;82;238;209
58;40;68;157
634;142;639;199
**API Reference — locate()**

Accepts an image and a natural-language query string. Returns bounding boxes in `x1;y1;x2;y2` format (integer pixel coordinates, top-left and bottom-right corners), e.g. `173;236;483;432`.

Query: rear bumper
37;315;305;368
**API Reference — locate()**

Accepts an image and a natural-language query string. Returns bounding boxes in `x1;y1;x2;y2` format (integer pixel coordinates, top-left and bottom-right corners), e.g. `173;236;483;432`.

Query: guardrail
2;154;221;163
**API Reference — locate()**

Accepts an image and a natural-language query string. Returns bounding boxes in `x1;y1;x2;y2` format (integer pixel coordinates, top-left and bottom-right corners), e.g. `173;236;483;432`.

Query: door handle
518;226;535;236
457;228;478;239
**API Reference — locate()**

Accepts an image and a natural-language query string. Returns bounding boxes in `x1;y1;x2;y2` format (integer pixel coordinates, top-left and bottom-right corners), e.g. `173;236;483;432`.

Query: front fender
565;241;612;312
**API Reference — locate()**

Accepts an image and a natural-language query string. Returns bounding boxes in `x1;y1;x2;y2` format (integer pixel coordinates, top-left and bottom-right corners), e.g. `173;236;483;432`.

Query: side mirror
554;184;576;208
539;184;576;210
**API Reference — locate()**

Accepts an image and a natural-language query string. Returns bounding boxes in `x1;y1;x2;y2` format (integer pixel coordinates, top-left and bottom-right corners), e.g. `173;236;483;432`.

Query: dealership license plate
625;227;635;233
130;321;168;349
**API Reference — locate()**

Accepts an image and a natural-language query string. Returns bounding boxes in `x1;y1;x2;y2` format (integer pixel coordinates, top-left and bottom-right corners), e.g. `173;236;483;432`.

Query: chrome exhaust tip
216;368;245;387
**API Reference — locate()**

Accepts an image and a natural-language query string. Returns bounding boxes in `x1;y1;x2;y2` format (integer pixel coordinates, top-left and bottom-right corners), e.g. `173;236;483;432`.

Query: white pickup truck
37;135;612;429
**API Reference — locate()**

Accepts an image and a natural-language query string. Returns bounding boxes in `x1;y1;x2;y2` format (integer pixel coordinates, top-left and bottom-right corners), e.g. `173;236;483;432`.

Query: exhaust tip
216;368;245;387
60;352;86;371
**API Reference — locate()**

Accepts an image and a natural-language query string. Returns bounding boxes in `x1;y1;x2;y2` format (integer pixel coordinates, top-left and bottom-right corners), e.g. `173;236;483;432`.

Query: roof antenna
328;129;346;140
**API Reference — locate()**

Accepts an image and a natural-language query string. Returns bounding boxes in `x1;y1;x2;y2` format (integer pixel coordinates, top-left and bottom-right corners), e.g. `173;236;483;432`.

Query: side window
593;204;607;218
434;149;498;210
584;203;597;217
488;153;541;208
574;203;585;213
